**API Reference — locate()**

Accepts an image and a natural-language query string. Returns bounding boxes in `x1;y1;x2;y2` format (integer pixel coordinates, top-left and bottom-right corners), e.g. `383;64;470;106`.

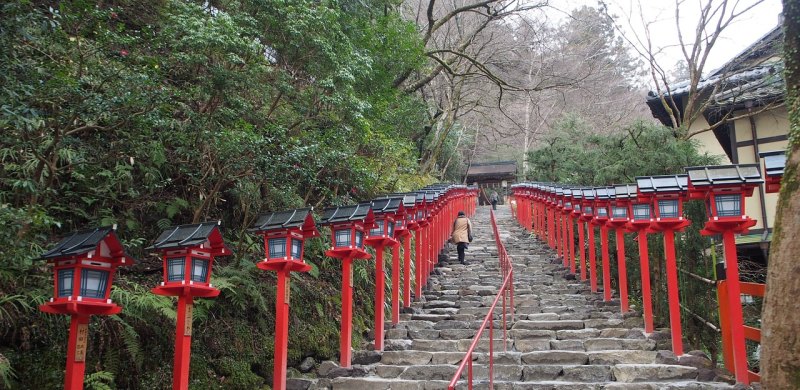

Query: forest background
0;0;781;388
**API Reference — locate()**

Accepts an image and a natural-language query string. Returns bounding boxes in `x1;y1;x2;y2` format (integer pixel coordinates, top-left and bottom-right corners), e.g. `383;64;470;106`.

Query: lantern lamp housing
249;208;320;272
635;174;690;223
148;221;232;298
759;150;786;193
319;203;376;260
39;226;137;316
366;197;404;247
684;164;763;221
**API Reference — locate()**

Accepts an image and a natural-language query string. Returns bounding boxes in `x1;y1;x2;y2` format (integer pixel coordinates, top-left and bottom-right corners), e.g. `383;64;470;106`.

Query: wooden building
646;25;786;252
464;161;517;205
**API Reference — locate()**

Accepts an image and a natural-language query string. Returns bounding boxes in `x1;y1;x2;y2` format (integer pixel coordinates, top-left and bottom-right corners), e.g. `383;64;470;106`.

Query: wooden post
65;315;90;390
616;228;629;312
663;229;684;356
340;256;354;367
601;225;612;302
273;271;290;390
638;230;655;333
173;295;193;390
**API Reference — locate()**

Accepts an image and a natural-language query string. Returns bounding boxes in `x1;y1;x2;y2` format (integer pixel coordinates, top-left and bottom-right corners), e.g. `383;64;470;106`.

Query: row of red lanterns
510;157;785;385
37;184;479;390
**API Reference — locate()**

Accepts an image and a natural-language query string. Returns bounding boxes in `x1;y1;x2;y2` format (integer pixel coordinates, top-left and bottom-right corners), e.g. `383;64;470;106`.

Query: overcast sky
547;0;784;75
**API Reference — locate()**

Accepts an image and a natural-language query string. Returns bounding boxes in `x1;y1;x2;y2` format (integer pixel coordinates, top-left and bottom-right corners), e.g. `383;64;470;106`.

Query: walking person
451;211;473;265
491;190;499;210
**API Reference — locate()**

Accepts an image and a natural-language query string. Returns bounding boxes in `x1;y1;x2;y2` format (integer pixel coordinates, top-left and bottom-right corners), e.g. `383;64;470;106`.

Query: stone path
299;206;735;390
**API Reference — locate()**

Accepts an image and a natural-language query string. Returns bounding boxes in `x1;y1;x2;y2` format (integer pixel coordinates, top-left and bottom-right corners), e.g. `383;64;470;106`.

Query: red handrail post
568;216;576;274
578;221;586;281
391;241;401;323
340;255;354;366
717;280;735;373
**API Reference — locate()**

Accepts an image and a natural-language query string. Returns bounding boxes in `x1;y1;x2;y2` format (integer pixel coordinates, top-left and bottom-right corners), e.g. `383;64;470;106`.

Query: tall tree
760;1;800;387
602;0;776;138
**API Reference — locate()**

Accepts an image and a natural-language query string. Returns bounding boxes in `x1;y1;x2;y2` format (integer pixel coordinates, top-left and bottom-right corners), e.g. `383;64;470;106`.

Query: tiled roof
42;227;115;259
466;161;517;176
249;208;314;232
147;222;222;250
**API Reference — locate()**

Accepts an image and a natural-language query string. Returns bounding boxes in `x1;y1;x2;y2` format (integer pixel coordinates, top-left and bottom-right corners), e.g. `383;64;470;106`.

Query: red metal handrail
447;209;514;390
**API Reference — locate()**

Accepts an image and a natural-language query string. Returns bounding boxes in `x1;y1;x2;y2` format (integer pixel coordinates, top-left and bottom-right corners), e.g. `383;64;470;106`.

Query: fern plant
84;370;114;390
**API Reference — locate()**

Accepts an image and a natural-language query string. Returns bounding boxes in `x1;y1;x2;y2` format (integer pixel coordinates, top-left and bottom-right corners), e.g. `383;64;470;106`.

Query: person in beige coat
451;211;473;264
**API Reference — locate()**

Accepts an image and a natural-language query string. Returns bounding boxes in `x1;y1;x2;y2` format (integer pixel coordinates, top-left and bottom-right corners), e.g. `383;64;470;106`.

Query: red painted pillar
340;256;354;366
568;216;575;274
663;229;684;356
415;229;422;299
717;280;734;373
615;228;629;312
588;225;598;293
578;222;587;281
600;225;612;302
562;215;569;267
374;246;385;351
173;295;193;390
391;242;401;323
403;236;411;308
273;271;290;390
64;315;90;390
637;230;654;333
722;230;749;384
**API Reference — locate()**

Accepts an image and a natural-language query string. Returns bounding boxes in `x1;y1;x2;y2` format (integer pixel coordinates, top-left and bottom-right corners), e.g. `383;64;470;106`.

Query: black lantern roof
319;203;375;226
760;150;786;177
41;226;136;263
371;197;404;215
613;184;638;199
147;221;231;253
685;164;763;186
594;187;613;200
414;192;427;204
249;207;319;237
571;188;583;199
555;187;565;196
636;174;689;193
380;193;417;208
582;188;596;200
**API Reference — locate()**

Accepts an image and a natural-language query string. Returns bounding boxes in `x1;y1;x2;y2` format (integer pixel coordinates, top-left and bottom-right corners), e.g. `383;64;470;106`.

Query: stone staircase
299;206;735;390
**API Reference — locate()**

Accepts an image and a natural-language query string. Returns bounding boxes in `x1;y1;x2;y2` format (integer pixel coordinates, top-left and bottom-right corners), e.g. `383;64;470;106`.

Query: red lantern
759;150;786;193
319;203;375;367
366;197;405;351
685;164;763;384
40;226;136;390
636;174;690;356
250;208;319;390
149;221;231;390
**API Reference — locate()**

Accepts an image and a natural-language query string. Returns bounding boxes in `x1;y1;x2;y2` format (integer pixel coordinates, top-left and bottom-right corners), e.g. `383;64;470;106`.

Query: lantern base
606;220;630;231
365;237;398;247
701;218;757;236
152;284;220;298
40;300;121;316
257;259;312;273
650;219;692;232
325;248;372;260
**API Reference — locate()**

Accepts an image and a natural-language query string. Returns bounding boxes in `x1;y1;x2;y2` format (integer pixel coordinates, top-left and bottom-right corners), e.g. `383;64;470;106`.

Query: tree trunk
760;2;800;388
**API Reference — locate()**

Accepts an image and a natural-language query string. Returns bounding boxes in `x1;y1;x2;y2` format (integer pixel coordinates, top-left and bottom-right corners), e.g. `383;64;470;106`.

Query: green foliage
0;0;431;387
527;116;718;184
84;371;115;390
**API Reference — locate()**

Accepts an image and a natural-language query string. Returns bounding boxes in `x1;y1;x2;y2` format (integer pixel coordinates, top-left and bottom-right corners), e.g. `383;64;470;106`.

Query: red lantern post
149;221;231;390
413;193;429;300
626;192;657;334
636;174;691;356
562;188;576;274
319;203;375;367
608;185;636;313
581;189;598;291
366;198;404;351
593;187;613;302
571;189;586;280
249;209;319;390
686;164;763;384
40;227;136;390
555;187;566;266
